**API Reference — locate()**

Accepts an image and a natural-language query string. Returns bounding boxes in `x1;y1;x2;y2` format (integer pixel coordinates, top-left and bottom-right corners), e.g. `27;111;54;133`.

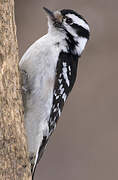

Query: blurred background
15;1;118;180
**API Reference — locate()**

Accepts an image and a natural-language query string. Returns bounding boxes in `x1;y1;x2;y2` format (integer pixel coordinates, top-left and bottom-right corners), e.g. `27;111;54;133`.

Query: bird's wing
48;52;78;135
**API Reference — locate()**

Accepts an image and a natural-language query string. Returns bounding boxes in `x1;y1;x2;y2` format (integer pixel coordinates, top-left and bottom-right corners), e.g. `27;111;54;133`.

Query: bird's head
43;7;90;56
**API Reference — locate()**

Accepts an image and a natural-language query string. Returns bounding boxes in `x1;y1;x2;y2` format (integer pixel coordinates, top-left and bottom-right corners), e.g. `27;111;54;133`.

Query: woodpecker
19;7;90;178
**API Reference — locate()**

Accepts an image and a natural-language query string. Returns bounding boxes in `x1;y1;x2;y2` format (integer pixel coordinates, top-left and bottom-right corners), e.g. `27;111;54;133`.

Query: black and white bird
19;7;90;178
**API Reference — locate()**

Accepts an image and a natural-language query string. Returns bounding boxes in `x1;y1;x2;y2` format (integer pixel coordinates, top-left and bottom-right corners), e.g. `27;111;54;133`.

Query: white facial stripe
63;23;78;37
74;37;87;55
67;14;90;31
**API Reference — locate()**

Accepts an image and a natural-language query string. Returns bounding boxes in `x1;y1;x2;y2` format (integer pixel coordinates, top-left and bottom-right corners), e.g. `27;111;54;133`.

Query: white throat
48;18;87;56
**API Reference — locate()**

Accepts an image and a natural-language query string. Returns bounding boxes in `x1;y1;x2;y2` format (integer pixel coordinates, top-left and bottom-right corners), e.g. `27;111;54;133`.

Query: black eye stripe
70;24;90;39
66;17;73;24
63;16;73;24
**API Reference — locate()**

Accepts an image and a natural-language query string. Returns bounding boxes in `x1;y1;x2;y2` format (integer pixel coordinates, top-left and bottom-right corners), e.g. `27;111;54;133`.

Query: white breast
19;31;67;155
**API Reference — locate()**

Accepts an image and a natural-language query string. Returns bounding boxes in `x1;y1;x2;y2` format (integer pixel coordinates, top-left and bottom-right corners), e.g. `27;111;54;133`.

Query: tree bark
0;0;32;179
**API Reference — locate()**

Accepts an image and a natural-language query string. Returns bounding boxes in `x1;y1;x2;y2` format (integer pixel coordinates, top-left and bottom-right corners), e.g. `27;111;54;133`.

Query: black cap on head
61;9;88;24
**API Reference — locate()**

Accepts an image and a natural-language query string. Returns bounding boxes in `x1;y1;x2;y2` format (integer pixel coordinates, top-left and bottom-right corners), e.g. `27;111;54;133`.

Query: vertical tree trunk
0;0;31;179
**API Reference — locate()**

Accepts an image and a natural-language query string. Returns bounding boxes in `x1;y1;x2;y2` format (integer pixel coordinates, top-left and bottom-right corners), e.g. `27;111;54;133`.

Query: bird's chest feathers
32;39;67;102
33;37;67;83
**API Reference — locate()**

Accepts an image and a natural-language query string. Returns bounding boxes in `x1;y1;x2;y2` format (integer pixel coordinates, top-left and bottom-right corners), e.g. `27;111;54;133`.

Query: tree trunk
0;0;32;179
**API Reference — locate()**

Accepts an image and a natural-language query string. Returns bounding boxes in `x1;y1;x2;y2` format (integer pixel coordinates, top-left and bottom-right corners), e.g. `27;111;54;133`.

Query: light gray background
15;1;118;180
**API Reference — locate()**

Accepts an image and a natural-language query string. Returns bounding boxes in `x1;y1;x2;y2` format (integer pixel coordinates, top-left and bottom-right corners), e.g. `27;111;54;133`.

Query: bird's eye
66;18;73;24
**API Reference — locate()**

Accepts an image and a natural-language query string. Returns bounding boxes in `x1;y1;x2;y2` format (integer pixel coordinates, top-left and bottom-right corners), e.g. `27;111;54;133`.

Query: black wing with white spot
48;51;79;135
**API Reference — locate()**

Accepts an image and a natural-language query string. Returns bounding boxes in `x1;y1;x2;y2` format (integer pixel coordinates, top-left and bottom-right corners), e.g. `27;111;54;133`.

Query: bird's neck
48;26;66;41
47;26;87;57
65;31;87;56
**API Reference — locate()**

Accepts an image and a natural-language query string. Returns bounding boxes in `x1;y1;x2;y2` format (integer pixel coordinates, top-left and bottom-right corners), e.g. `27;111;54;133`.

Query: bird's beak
43;7;63;24
43;7;56;21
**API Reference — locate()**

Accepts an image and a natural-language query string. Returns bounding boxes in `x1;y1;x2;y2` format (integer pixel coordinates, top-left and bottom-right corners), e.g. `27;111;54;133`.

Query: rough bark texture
0;0;32;179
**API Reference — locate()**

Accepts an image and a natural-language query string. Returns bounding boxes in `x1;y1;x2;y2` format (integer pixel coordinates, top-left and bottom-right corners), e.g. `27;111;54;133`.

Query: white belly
25;53;57;154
